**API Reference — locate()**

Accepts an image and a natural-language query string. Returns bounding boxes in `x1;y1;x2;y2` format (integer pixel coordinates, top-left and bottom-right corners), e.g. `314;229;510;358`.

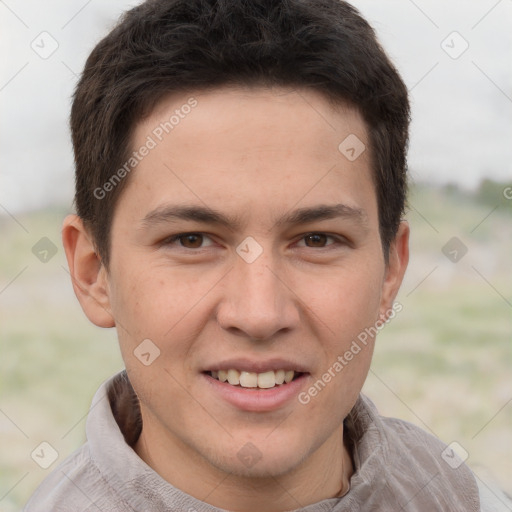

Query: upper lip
203;357;310;374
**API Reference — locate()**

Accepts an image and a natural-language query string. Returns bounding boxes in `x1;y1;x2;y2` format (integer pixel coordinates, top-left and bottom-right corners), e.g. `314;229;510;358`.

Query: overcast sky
1;0;511;214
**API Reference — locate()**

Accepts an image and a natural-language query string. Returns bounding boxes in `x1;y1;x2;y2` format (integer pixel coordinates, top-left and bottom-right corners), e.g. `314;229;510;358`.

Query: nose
216;249;300;341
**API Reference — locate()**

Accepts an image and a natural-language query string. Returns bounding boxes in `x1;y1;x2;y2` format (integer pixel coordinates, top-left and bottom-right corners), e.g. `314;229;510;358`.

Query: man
24;0;509;510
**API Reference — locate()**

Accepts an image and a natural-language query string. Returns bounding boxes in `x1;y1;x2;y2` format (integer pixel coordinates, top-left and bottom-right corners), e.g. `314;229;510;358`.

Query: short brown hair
71;0;410;267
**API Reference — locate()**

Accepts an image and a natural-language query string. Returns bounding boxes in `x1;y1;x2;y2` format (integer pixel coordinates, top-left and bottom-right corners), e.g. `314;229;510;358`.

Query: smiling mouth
205;369;305;389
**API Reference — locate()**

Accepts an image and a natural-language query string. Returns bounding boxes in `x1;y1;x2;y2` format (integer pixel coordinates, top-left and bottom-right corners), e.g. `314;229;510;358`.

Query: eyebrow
141;204;242;231
140;203;367;231
274;203;367;228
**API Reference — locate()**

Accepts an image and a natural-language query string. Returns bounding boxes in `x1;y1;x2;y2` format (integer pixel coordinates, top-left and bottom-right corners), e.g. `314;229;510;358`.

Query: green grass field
1;183;511;509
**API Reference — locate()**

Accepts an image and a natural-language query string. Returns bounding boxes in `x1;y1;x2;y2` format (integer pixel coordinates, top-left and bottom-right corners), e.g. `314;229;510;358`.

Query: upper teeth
211;369;296;388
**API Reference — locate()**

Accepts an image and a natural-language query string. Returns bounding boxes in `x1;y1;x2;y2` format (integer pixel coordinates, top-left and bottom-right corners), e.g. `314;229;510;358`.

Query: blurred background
1;0;511;509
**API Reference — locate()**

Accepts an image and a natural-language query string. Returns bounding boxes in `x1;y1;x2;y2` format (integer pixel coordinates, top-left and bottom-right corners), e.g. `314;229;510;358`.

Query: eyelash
162;233;215;249
161;232;346;250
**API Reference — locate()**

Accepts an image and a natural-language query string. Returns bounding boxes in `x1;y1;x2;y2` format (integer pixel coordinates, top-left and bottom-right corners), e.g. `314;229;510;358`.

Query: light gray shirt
24;371;511;511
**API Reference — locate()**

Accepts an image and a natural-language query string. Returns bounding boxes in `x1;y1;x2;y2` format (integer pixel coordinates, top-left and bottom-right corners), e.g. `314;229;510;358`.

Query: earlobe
62;214;115;328
379;221;409;318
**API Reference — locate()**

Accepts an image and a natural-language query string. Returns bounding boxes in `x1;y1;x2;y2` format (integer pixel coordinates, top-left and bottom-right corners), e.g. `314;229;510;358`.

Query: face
66;86;408;491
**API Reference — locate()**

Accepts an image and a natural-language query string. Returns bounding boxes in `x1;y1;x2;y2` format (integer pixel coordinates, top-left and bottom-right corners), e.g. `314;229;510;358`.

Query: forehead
145;86;365;163
117;86;377;227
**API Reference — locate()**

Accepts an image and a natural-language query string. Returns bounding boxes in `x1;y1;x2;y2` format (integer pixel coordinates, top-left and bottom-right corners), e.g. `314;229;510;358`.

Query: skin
63;86;409;512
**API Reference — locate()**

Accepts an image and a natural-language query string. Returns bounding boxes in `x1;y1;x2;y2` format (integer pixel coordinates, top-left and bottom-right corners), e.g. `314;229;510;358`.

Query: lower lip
202;373;310;412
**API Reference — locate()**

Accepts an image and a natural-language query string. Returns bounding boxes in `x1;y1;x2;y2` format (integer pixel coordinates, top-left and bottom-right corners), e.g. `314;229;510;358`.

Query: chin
230;455;304;480
205;437;308;479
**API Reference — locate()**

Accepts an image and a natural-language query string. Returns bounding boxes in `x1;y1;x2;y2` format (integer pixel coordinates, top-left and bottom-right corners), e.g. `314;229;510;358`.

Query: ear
379;221;409;319
62;214;115;328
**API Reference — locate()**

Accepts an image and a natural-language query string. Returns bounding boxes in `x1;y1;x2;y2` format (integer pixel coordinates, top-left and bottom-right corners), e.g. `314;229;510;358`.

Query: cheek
308;261;384;336
108;261;216;371
300;263;382;399
110;262;194;333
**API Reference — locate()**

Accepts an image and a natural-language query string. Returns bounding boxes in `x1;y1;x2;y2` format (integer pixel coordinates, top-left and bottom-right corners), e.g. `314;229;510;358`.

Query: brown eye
179;233;204;248
304;233;329;247
162;232;215;250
